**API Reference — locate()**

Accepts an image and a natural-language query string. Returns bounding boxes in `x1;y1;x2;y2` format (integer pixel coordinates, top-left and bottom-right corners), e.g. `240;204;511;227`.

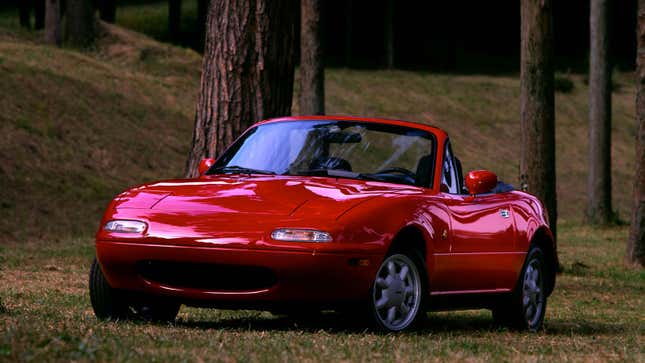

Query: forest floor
1;225;643;362
0;11;643;363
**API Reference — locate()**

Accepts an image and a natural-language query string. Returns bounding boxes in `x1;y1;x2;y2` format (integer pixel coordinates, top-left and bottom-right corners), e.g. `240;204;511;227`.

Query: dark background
321;0;636;72
3;0;637;72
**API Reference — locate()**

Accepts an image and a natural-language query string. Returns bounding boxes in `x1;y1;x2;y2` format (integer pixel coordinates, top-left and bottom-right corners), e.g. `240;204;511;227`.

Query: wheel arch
386;224;432;260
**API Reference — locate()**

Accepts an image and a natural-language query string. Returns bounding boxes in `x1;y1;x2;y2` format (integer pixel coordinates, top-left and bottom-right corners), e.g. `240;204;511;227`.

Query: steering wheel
375;167;417;179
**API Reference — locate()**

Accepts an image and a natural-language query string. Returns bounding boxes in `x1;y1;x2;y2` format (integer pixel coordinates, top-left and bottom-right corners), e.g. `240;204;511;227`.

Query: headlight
104;220;147;234
271;228;332;242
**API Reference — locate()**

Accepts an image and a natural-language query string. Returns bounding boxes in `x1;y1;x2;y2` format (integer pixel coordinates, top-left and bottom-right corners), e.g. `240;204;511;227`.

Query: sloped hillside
0;23;638;241
321;70;636;225
0;24;200;240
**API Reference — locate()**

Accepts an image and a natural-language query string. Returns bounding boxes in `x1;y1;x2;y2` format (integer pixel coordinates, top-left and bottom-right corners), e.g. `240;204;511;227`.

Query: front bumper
96;240;383;308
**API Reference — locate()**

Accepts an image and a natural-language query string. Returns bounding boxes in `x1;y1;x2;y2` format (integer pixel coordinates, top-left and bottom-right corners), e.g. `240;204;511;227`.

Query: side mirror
198;158;215;175
465;170;498;195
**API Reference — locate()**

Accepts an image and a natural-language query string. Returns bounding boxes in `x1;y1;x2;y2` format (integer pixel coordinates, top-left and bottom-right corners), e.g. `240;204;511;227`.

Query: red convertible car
90;116;556;332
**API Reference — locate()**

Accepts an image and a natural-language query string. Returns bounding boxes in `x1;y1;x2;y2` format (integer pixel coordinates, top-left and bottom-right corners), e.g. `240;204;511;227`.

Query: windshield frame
207;119;437;189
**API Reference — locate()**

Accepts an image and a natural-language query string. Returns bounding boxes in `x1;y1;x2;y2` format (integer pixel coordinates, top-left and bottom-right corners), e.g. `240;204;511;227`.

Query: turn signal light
271;229;332;242
104;220;147;234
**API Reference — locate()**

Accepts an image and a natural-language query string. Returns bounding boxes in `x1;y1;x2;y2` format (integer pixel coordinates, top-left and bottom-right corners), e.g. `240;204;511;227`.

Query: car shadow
173;310;627;336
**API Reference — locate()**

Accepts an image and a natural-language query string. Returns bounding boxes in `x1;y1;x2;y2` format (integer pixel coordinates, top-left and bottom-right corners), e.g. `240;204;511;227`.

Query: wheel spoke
376;277;388;289
387;261;397;276
399;265;409;280
400;303;410;314
525;304;534;320
387;306;396;323
375;296;389;309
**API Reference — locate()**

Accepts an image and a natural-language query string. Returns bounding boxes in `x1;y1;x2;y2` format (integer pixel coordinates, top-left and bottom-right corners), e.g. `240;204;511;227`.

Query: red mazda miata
90;116;557;332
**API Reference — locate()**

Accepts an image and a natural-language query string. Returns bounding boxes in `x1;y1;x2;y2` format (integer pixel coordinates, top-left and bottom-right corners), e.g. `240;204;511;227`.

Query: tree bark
98;0;116;23
299;0;324;115
384;0;394;69
168;0;182;41
65;0;95;47
185;0;298;178
587;0;612;224
627;0;645;267
45;0;61;46
520;0;557;242
34;0;45;29
19;0;31;28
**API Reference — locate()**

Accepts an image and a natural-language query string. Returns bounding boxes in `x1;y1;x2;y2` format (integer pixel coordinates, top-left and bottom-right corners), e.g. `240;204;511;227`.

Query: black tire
89;257;129;320
89;258;180;322
368;250;428;332
492;245;547;332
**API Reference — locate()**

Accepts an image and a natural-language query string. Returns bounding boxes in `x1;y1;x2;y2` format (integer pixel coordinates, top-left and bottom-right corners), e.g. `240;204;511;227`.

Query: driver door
435;142;520;292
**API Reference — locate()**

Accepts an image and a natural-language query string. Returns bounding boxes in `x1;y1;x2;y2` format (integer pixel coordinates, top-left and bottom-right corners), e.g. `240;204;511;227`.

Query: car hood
113;175;423;219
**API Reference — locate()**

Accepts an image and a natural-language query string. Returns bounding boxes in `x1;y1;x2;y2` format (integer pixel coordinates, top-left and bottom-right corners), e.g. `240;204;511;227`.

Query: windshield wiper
209;165;276;175
289;168;330;176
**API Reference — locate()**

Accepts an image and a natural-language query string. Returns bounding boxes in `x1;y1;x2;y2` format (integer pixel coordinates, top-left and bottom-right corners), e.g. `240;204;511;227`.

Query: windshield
208;120;436;187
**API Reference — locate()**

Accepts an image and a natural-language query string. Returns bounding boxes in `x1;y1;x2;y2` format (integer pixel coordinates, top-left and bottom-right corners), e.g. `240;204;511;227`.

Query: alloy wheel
372;254;422;331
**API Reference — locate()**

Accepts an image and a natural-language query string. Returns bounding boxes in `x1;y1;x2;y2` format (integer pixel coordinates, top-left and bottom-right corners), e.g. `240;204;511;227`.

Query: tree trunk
98;0;116;23
19;0;31;28
34;0;45;29
168;0;182;42
185;0;298;178
197;0;210;49
384;0;394;69
45;0;61;45
587;0;612;224
344;0;352;67
65;0;95;47
520;0;557;242
627;0;645;267
299;0;324;115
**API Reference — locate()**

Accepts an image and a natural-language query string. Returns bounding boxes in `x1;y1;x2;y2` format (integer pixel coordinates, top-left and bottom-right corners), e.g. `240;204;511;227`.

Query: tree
19;0;31;29
299;0;324;115
384;0;394;69
587;0;612;224
520;0;557;241
45;0;61;45
185;0;298;178
65;0;95;47
98;0;117;23
627;0;645;267
168;0;182;41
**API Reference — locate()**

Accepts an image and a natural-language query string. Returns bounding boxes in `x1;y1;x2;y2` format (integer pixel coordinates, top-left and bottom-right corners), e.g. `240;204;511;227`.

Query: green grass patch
0;225;643;362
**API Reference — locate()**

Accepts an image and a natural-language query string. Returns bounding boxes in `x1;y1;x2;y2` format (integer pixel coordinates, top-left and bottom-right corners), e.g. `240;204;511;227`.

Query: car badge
500;209;510;218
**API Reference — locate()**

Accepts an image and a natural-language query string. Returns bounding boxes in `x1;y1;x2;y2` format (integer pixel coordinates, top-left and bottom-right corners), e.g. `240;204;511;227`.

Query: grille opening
136;260;277;291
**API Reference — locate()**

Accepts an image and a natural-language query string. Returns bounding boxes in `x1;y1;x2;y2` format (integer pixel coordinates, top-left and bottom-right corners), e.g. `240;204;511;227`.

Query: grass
1;225;643;362
0;22;201;240
0;12;642;362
